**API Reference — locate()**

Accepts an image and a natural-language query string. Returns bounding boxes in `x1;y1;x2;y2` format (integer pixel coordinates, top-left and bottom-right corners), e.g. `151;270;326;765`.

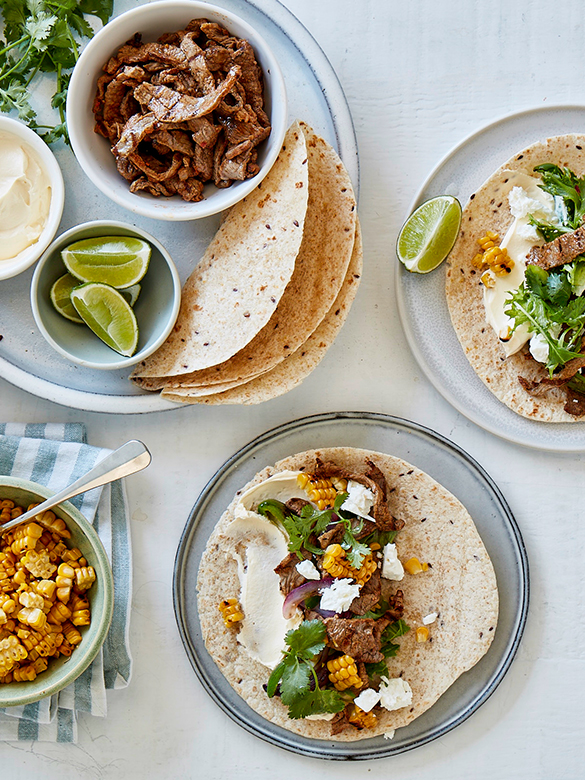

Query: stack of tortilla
131;121;361;404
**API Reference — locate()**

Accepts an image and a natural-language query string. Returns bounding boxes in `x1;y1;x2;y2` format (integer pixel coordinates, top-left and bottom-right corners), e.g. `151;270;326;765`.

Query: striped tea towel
0;423;133;742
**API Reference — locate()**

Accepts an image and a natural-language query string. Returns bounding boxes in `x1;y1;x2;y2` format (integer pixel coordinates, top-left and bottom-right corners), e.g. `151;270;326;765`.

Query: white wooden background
0;0;583;777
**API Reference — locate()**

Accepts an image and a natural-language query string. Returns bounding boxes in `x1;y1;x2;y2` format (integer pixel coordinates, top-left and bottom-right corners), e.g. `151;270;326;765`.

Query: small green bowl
0;477;114;707
30;220;181;371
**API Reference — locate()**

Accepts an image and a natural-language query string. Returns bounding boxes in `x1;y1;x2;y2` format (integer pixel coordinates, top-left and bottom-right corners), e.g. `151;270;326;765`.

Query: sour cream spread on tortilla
483;171;559;356
225;471;305;669
0;132;51;262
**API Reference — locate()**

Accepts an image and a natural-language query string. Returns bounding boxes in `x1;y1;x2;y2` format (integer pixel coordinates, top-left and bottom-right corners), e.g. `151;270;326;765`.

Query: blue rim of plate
0;0;358;415
173;411;529;759
395;103;585;452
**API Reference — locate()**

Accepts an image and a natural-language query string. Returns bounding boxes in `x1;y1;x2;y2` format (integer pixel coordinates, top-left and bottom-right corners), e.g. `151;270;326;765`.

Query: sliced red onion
283;576;334;619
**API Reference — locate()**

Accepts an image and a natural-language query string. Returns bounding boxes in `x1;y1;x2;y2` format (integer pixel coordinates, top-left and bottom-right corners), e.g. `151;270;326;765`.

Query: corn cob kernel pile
0;499;96;684
472;231;515;288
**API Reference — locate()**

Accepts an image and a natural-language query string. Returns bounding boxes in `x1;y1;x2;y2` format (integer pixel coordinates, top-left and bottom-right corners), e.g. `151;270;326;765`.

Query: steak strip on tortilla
197;447;498;741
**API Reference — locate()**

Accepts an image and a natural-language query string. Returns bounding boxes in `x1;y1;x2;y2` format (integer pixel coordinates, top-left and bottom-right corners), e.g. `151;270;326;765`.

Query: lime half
70;283;139;356
62;236;151;288
50;273;83;323
397;195;462;273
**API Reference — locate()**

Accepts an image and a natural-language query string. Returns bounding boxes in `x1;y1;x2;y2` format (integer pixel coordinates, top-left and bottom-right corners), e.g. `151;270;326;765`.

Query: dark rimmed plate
173;411;529;759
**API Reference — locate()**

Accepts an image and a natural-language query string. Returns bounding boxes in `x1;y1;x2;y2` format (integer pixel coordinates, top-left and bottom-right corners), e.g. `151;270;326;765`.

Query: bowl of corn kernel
0;477;114;706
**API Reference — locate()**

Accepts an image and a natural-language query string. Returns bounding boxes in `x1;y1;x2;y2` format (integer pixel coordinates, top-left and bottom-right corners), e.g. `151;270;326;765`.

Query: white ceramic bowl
67;0;287;221
0;116;64;281
30;221;181;370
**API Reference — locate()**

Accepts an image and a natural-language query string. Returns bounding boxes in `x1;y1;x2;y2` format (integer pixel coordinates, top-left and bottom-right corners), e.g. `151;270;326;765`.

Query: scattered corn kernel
416;626;430;643
403;557;428;575
327;655;363;691
348;704;377;729
218;598;244;627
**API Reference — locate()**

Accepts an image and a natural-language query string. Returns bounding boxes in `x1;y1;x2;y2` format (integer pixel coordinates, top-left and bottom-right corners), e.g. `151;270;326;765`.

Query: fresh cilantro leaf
266;660;286;698
25;12;57;48
364;659;388;679
78;0;113;26
0;82;35;120
286;687;345;720
343;533;370;569
285;619;326;659
258;500;337;559
382;619;411;644
279;662;311;704
545;271;572;308
364;620;411;680
361;599;390;620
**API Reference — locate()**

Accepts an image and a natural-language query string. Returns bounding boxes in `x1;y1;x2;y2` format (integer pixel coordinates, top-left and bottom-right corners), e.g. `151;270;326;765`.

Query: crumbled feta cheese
319;578;361;612
383;730;395;740
378;677;413;712
341;481;375;521
515;220;540;241
295;559;321;580
529;332;549;364
508;186;556;221
422;612;438;625
353;688;381;713
381;543;404;581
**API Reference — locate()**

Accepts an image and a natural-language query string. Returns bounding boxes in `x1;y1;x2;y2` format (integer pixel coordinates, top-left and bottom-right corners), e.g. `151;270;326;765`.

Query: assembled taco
197;447;498;741
446;134;585;421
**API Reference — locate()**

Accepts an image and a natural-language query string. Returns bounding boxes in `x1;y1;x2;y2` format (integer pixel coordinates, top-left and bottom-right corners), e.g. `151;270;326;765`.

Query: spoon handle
0;440;151;533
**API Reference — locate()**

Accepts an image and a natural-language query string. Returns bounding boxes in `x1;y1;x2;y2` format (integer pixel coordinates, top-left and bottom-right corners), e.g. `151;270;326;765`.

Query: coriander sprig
0;0;114;144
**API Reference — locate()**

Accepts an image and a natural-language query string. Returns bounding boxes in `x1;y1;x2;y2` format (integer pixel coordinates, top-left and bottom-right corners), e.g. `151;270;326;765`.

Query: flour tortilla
445;134;585;422
197;447;498;741
158;121;357;391
131;122;309;380
160;220;363;404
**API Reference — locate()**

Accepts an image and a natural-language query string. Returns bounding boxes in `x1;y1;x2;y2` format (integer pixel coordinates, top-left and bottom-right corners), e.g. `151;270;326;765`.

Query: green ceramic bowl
0;477;114;707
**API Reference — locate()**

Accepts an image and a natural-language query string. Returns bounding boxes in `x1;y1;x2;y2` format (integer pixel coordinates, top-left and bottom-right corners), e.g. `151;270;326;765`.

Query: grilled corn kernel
296;473;310;490
47;602;71;625
218;598;244;627
327;655;363;691
322;544;377;586
62;621;82;646
348;704;377;729
416;626;430;643
403;557;427;575
21;549;56;580
480;270;496;288
0;636;27;673
74;566;96;591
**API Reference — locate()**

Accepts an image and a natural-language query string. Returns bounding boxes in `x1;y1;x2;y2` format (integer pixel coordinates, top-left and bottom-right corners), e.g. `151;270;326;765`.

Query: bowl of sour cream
0;116;64;281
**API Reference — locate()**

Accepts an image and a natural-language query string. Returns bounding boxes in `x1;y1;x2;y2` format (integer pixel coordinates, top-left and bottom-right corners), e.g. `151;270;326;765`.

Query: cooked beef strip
274;552;305;596
349;568;381;616
285;498;311;516
526;224;585;270
564;386;585;417
188;116;222;148
180;33;215;93
330;709;352;735
133;66;240;123
191;143;214;180
324;616;390;663
115;156;140;182
385;589;405;622
150;129;194;156
312;458;403;532
203;45;233;71
218;147;255;181
357;662;370;689
232;40;267;122
112;113;163;157
127;151;183;182
200;21;234;45
114;41;187;68
213;133;230;187
130;177;172;197
317;522;345;549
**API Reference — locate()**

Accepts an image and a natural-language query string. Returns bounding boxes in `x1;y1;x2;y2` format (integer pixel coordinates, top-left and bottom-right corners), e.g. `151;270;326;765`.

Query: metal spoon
1;439;151;533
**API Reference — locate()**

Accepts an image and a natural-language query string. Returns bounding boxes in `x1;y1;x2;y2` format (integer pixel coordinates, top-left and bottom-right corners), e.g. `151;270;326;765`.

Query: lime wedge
121;284;141;307
70;282;139;356
50;273;84;323
397;196;462;273
62;236;151;288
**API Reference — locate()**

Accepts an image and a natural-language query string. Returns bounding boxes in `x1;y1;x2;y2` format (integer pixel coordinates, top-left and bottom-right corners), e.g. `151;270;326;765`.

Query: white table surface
1;0;584;776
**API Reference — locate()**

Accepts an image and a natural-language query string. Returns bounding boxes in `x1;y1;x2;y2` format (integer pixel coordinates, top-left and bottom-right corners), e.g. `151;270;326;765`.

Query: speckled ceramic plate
173;411;528;759
396;104;585;452
0;0;358;414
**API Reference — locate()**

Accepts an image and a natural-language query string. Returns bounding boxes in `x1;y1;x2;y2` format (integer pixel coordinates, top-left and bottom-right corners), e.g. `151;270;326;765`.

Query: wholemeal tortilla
156;121;357;391
160;220;363;404
197;447;498;741
445;134;585;422
131;121;309;380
